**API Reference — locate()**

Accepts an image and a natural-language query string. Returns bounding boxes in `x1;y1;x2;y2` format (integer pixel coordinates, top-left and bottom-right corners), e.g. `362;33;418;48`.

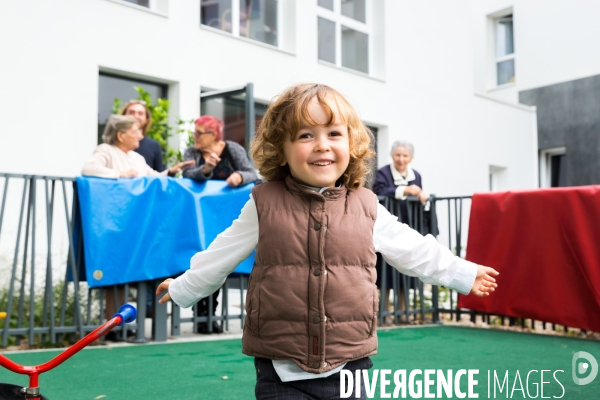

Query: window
201;0;279;47
98;73;167;145
201;0;232;32
495;14;515;85
123;0;150;7
539;147;566;188
108;0;168;14
318;17;336;64
318;0;333;11
317;0;370;74
200;86;267;150
341;0;365;22
489;165;507;191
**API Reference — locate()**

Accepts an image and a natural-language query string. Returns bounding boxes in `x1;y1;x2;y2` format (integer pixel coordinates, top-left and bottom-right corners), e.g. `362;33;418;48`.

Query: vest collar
284;175;347;200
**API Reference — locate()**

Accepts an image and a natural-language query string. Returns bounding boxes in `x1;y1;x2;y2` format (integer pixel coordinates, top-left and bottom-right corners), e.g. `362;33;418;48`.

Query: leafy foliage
0;281;96;348
179;117;196;150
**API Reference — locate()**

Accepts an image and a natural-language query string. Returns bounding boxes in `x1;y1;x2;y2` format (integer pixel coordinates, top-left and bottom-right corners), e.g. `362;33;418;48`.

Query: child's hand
470;265;499;297
156;278;173;304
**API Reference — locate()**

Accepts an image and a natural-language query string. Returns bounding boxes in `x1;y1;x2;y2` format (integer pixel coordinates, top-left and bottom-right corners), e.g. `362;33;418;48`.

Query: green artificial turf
1;326;598;399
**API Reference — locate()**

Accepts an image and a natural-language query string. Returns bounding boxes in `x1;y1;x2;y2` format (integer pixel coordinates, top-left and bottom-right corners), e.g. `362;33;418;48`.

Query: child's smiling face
281;96;350;188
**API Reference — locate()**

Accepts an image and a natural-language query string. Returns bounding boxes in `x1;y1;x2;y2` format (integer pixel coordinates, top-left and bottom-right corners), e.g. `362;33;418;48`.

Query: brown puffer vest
241;175;379;373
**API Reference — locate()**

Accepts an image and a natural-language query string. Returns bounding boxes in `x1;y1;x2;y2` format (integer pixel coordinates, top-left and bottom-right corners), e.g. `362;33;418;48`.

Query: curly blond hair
250;83;375;190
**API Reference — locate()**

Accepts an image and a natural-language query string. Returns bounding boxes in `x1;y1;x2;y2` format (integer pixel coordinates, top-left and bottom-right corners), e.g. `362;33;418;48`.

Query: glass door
201;83;265;153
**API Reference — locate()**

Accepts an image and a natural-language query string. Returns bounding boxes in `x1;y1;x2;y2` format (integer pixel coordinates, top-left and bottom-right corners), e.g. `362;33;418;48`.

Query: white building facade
473;0;600;188
0;0;541;197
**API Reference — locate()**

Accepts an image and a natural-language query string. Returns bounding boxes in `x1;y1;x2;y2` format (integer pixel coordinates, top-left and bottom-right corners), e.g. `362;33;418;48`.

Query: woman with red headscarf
182;116;258;187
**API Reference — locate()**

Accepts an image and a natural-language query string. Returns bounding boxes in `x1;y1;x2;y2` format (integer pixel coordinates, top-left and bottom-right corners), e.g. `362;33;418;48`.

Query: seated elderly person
82;115;192;339
182;115;258;334
82;115;192;178
182;116;258;186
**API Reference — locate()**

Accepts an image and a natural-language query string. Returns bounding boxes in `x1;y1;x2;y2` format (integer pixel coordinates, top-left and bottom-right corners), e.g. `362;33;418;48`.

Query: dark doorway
520;74;600;186
200;84;259;152
550;154;566;187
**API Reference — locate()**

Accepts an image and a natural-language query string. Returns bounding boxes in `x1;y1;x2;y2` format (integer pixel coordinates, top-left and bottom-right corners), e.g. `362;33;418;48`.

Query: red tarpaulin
458;186;600;332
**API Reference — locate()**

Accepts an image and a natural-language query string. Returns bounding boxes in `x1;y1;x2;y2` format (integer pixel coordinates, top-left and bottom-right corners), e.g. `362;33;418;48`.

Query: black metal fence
375;195;472;326
0;173;247;347
0;173;587;348
0;173;96;348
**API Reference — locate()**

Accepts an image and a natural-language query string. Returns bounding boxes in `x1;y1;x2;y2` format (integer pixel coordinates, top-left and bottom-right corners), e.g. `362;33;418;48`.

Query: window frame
104;0;168;17
316;0;372;75
487;9;515;89
200;0;283;50
97;71;169;145
489;165;507;191
494;14;515;86
123;0;152;9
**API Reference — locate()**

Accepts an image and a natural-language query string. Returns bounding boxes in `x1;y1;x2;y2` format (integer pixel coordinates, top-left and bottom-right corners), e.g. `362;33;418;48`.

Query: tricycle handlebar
112;304;137;326
0;304;137;375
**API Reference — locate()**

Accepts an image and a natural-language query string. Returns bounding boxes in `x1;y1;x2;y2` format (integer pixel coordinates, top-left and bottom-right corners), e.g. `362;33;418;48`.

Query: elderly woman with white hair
82;114;193;179
373;140;430;318
81;114;193;339
372;140;429;222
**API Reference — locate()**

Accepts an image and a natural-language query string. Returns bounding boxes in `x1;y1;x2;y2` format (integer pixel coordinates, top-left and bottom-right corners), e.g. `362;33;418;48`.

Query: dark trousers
254;357;373;400
195;288;220;317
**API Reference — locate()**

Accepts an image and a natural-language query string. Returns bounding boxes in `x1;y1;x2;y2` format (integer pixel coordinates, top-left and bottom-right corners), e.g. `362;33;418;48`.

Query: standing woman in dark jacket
182;115;258;334
372;140;429;223
372;140;429;318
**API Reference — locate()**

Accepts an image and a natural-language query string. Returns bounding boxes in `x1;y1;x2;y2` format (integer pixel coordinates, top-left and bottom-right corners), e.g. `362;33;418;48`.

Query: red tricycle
0;304;137;400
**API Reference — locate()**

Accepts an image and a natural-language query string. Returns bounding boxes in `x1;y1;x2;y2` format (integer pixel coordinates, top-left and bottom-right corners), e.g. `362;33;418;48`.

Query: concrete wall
520;74;600;186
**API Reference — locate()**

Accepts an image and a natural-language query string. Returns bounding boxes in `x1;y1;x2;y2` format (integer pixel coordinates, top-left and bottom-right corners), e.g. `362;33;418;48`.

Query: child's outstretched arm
374;203;498;296
156;197;259;307
470;265;499;297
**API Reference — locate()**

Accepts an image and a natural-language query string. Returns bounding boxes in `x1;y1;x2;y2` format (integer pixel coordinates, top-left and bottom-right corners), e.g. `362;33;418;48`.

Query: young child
156;83;498;399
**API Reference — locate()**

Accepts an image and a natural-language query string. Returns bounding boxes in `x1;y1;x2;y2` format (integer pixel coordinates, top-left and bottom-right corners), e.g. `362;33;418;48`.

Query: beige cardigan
81;143;167;179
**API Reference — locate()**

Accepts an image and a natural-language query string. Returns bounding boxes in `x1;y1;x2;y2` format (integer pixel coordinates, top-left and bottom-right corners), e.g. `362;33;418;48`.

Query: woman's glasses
194;130;215;137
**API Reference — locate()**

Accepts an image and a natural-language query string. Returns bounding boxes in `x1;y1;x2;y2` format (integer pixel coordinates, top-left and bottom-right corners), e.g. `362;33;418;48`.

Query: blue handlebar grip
113;304;137;326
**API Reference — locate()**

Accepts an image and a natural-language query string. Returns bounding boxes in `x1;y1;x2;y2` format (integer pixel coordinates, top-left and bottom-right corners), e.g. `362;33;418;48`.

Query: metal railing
0;173;591;348
378;195;497;327
0;173;94;347
427;195;472;324
384;194;587;334
0;173;253;347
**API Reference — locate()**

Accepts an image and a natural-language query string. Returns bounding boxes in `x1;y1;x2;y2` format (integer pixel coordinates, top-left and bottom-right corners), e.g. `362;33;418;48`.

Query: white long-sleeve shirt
168;194;478;382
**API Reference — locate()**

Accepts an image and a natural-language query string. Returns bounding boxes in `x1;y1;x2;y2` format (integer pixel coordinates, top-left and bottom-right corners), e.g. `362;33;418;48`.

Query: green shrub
0;281;95;348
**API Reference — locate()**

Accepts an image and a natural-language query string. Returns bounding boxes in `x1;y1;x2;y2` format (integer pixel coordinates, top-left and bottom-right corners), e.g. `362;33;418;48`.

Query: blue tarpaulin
76;176;255;288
